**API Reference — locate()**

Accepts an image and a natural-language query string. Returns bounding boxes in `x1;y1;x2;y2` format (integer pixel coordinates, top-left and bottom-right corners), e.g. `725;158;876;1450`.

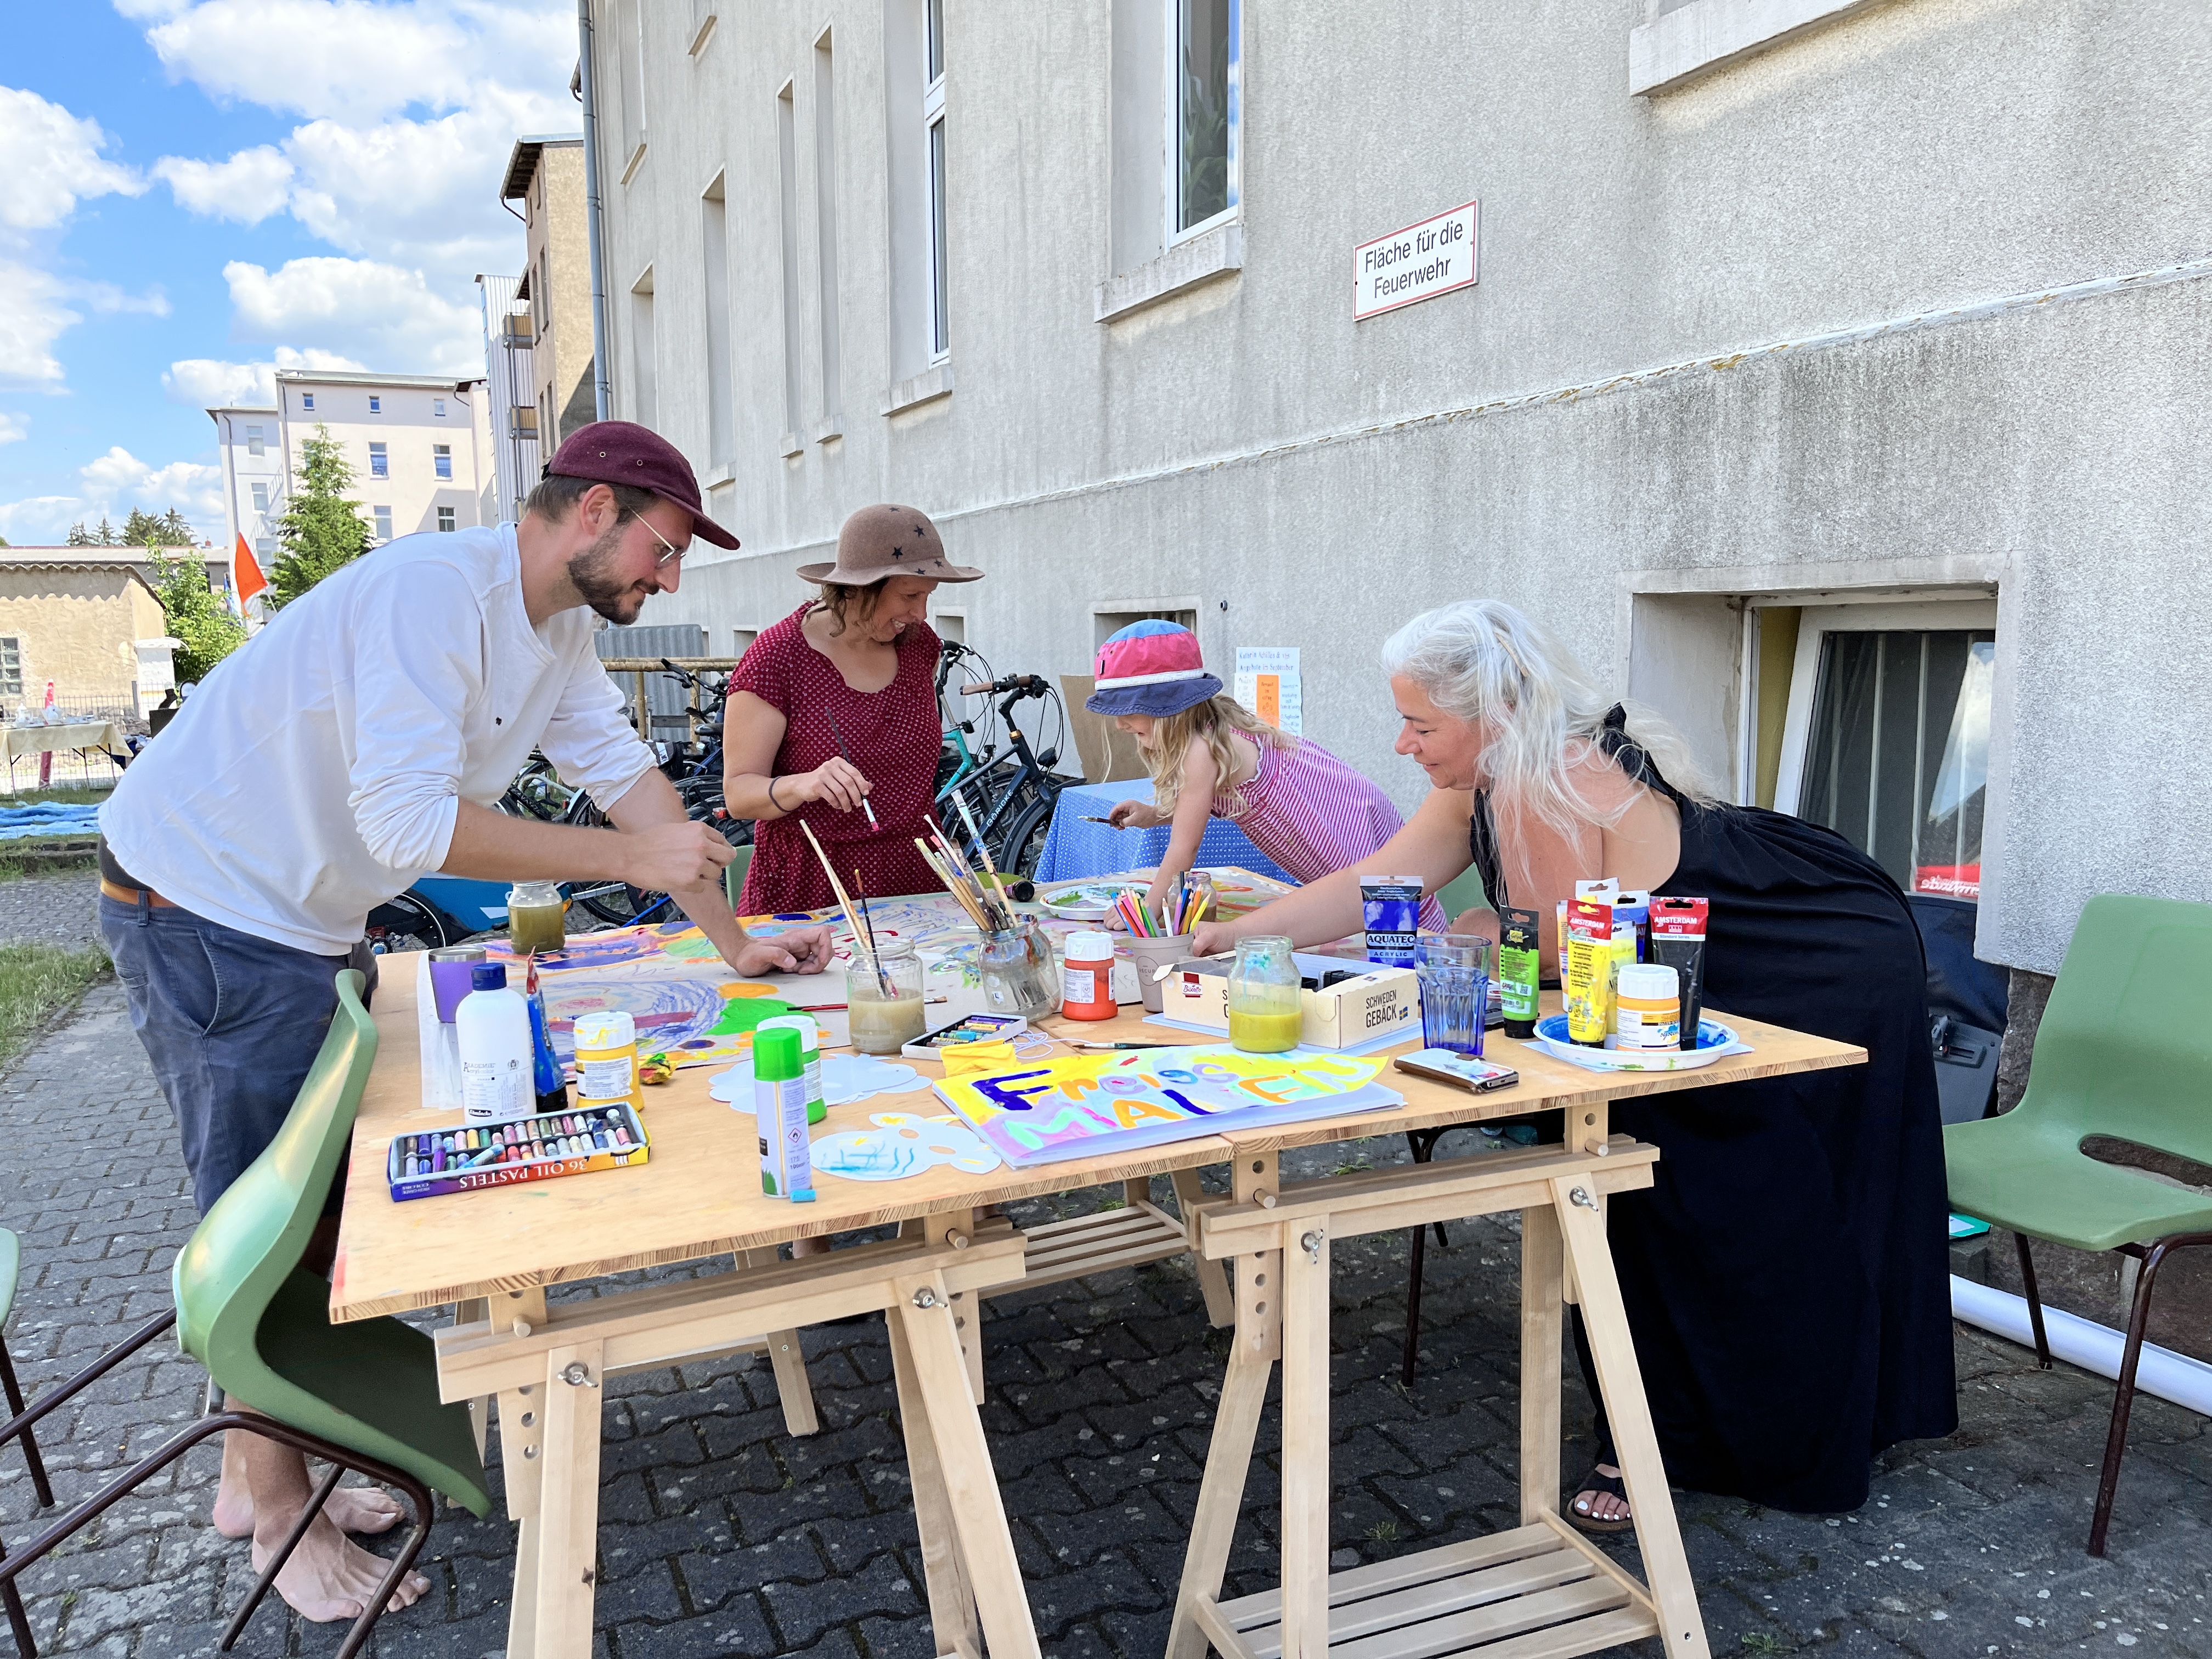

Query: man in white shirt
98;421;831;1627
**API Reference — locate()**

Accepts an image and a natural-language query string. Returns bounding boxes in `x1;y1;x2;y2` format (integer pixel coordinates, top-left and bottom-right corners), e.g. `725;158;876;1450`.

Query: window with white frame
433;443;453;479
1171;0;1239;242
250;482;269;512
369;395;382;414
926;0;949;358
434;397;447;417
0;637;21;698
255;537;274;559
437;507;457;532
301;393;314;410
369;441;389;479
245;424;264;456
373;505;393;541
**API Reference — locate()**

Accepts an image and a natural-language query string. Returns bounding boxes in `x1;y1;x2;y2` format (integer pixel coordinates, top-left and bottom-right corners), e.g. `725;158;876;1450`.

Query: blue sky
0;0;578;547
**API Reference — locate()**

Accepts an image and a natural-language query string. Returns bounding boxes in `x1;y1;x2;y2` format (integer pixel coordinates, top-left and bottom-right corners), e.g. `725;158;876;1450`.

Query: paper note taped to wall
1234;647;1302;736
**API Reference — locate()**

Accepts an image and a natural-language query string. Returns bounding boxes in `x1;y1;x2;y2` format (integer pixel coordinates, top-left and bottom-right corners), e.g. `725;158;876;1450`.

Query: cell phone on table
1393;1049;1521;1093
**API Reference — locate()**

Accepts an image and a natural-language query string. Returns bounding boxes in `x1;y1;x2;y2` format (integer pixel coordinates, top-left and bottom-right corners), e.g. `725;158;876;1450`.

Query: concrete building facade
588;0;2212;978
501;136;598;453
215;371;498;553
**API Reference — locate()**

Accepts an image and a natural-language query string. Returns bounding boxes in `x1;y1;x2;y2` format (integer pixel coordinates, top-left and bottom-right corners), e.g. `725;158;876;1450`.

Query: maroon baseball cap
546;420;740;549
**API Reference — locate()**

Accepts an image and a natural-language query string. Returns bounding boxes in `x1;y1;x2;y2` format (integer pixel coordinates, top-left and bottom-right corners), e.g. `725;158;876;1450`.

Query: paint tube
1649;897;1708;1051
1497;906;1541;1039
1564;898;1613;1047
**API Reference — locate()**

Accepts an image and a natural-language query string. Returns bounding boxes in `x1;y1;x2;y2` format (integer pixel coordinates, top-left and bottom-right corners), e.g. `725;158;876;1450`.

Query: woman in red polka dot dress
722;504;984;916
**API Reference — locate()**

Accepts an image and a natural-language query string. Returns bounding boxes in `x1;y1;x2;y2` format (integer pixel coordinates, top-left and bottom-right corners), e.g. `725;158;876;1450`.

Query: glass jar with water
1228;935;1302;1053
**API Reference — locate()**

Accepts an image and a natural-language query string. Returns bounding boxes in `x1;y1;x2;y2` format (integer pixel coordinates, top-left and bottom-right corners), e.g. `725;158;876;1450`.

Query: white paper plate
1037;878;1144;921
1527;1014;1749;1072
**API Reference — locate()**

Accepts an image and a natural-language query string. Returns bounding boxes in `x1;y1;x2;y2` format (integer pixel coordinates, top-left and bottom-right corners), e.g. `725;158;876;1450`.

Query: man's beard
567;521;653;623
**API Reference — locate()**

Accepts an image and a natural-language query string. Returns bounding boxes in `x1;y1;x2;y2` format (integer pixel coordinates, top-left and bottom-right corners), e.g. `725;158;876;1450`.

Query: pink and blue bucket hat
1084;620;1223;717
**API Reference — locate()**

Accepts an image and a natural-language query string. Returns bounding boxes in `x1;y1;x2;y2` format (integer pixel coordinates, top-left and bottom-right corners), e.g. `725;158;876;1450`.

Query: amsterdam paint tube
1497;906;1541;1038
1650;896;1709;1051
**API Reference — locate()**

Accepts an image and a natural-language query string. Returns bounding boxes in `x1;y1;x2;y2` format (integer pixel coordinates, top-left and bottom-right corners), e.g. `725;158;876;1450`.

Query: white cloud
225;256;479;374
77;447;227;528
0;87;144;236
0;497;83;544
163;345;366;408
153;145;292;224
138;0;573;122
0;412;25;444
0;262;78;384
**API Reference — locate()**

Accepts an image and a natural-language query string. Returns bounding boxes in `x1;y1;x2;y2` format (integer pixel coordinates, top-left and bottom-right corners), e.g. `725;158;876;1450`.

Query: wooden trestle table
331;964;1859;1659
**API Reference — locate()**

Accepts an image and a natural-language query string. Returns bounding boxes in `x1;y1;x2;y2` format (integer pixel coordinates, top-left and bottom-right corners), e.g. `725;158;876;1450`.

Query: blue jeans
100;895;376;1214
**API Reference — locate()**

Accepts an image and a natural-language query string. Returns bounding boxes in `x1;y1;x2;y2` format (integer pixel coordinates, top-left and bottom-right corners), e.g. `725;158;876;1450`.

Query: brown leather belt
100;877;179;909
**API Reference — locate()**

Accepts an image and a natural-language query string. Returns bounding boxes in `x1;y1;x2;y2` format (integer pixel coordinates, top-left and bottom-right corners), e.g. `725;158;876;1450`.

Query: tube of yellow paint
1564;898;1614;1047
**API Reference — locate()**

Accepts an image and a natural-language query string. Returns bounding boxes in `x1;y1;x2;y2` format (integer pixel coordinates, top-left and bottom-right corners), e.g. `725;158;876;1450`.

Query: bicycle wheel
994;788;1059;879
365;890;451;954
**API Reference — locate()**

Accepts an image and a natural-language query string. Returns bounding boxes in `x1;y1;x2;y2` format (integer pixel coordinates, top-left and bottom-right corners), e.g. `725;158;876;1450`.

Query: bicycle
941;673;1071;878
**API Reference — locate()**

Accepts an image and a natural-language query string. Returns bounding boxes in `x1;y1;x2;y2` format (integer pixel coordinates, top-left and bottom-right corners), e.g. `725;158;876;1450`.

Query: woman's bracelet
767;775;786;812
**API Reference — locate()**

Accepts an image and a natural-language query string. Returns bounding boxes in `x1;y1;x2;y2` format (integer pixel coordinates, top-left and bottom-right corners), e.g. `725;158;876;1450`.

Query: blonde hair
1378;599;1717;834
1142;695;1293;820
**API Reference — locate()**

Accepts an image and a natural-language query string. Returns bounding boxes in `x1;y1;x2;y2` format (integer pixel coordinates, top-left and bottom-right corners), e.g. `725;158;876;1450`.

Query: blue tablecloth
1035;778;1294;884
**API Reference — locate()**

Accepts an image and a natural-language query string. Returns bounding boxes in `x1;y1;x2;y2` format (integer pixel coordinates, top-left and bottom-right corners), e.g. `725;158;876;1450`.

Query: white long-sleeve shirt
102;524;656;955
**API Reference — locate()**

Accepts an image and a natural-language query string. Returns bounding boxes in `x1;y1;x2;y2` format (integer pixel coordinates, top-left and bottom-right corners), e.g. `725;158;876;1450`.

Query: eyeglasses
639;515;689;568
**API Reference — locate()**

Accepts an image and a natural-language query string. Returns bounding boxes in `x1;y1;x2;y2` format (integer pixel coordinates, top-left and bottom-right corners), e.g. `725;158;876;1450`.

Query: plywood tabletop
332;963;1862;1322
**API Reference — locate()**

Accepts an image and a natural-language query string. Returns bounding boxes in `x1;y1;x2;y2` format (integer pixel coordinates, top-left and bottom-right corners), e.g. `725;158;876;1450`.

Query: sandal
1566;1466;1634;1536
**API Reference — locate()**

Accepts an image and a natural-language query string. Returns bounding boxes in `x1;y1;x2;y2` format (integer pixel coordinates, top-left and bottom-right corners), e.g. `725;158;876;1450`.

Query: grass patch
0;942;111;1070
1;785;112;807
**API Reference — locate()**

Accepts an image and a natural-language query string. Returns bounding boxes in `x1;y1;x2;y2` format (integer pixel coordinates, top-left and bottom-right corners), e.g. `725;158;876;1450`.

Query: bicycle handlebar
961;676;1050;698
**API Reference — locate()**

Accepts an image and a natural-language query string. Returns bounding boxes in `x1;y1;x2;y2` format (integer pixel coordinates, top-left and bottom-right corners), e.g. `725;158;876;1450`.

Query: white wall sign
1234;646;1302;737
1353;200;1479;321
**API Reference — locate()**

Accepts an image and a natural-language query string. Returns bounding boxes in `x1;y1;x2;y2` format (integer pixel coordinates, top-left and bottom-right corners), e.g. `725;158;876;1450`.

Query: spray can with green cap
754;1014;827;1124
753;1026;815;1200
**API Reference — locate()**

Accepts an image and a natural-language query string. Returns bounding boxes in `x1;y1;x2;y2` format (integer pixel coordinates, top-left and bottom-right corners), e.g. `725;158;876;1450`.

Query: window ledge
882;362;955;415
620;140;648;185
812;416;844;445
780;432;804;459
688;14;716;55
1629;0;1886;95
700;461;735;488
1096;224;1244;324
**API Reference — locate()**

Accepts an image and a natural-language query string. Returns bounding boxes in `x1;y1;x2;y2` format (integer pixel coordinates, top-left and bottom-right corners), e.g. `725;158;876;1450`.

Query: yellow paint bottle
572;1011;645;1113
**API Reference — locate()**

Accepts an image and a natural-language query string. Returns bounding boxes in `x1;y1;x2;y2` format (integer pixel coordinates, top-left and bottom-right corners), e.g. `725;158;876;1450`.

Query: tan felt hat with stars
796;503;984;586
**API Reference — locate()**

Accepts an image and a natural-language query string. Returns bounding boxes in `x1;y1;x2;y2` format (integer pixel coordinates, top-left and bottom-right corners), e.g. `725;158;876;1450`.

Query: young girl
1089;621;1447;928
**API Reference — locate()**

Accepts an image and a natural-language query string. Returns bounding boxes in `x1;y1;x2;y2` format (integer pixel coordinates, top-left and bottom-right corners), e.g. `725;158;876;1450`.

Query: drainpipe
577;0;613;422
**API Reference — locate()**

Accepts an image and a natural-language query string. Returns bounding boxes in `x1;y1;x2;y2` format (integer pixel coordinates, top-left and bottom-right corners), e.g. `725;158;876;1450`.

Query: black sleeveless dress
1469;709;1957;1513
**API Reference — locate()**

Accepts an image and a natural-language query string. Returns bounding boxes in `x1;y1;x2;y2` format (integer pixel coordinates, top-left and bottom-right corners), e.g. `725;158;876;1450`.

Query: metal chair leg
2015;1233;2052;1369
216;1462;343;1649
0;1339;54;1509
2086;1231;2212;1557
331;1470;436;1659
1400;1128;1452;1387
2;1524;36;1658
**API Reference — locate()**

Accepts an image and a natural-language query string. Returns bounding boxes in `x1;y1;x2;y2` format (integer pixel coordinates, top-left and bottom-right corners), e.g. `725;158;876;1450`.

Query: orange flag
234;533;269;605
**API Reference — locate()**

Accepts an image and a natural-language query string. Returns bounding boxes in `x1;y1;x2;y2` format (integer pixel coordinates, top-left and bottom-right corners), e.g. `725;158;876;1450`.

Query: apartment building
500;135;598;454
587;0;2212;983
213;371;497;554
476;272;540;523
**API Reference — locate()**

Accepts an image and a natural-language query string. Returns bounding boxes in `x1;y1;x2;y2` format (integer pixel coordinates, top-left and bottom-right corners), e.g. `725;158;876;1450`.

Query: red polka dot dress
730;603;946;916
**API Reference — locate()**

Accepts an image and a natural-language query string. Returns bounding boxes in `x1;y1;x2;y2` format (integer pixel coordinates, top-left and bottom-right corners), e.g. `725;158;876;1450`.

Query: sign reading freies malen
1353;200;1479;321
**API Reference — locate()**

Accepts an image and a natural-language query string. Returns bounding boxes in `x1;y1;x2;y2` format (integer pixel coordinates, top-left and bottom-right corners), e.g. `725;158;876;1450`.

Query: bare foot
255;1511;431;1623
214;1482;404;1541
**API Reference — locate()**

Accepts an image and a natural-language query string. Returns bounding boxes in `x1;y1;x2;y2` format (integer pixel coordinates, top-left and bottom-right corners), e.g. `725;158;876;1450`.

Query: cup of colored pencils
1115;887;1199;1014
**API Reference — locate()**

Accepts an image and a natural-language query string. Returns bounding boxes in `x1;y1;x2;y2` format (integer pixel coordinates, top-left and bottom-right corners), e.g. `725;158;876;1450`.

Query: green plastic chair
725;840;755;911
0;971;488;1659
1945;893;2212;1556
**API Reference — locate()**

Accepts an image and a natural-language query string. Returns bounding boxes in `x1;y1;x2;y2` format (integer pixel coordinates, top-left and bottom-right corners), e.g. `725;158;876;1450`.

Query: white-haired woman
1195;599;1956;1530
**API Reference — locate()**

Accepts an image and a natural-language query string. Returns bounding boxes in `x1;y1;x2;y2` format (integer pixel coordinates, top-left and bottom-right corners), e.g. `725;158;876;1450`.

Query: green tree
65;522;94;546
157;507;196;545
122;508;168;546
92;515;120;545
144;546;246;684
269;425;371;607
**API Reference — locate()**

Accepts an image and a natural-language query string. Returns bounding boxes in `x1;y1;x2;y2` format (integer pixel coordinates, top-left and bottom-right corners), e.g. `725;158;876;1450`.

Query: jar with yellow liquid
507;881;567;956
1227;935;1302;1053
848;936;928;1054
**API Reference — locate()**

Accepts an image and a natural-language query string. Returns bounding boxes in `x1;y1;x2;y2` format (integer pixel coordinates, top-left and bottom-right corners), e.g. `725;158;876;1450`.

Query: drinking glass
1418;936;1492;1056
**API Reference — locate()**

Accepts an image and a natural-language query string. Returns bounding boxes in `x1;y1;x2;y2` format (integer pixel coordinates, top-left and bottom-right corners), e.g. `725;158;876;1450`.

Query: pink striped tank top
1226;737;1452;930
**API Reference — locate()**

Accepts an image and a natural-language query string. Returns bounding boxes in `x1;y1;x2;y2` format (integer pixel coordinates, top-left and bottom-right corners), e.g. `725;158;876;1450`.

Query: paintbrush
798;821;891;997
822;708;879;829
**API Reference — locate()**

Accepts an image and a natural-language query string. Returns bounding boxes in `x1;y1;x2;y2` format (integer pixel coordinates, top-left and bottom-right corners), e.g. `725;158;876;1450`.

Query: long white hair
1379;599;1717;834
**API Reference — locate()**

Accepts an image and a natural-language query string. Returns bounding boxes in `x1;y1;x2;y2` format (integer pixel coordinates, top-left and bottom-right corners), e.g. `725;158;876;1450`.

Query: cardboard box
1167;952;1419;1049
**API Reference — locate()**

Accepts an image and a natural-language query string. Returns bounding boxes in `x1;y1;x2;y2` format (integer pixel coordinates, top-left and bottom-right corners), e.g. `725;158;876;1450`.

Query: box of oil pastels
385;1103;651;1201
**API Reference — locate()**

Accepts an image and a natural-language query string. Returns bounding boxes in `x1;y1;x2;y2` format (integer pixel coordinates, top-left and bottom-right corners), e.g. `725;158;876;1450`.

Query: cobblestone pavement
1;984;2207;1658
0;866;100;952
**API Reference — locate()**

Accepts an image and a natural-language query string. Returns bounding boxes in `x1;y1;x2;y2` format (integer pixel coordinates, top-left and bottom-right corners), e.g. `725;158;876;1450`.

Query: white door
1773;600;1997;898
